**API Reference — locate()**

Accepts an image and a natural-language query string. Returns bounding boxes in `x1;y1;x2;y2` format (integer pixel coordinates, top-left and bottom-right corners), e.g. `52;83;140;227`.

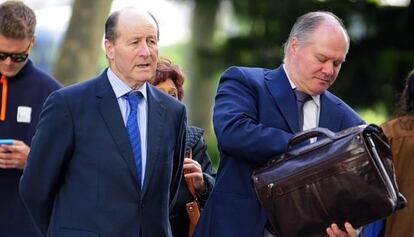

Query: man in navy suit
19;8;186;237
194;11;364;237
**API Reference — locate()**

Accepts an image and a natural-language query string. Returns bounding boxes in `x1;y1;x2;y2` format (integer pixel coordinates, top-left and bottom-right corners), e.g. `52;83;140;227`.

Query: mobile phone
0;139;14;145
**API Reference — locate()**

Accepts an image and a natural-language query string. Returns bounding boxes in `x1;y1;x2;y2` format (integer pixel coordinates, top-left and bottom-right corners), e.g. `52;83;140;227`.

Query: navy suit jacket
194;66;364;237
19;69;187;237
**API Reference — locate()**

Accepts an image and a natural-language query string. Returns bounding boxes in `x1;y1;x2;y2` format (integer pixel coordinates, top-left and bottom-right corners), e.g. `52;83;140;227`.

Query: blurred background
3;0;414;167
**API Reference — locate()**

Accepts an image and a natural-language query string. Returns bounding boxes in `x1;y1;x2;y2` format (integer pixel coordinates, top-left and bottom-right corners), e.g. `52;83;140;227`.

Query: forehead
116;10;158;40
306;23;348;59
0;34;31;52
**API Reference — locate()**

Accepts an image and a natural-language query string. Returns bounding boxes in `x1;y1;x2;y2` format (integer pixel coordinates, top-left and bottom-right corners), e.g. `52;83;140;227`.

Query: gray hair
283;11;349;62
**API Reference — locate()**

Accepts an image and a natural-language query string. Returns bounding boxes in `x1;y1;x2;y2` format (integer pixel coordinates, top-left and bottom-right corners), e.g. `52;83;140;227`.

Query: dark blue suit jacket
19;69;186;237
194;66;364;237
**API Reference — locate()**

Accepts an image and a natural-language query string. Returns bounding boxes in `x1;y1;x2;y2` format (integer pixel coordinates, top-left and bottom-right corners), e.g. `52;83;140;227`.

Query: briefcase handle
288;127;336;149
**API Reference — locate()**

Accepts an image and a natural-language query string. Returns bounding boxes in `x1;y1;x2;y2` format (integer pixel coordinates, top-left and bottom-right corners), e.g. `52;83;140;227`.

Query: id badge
17;106;32;123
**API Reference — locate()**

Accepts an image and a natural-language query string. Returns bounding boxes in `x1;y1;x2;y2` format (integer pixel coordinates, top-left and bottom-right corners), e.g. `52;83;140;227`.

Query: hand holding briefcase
252;124;406;237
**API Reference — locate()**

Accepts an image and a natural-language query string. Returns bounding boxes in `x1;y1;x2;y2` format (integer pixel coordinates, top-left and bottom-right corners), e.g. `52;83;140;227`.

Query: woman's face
155;78;179;100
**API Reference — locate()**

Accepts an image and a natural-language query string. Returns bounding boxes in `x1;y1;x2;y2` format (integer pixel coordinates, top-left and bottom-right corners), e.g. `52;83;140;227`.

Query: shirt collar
107;67;147;100
282;64;320;107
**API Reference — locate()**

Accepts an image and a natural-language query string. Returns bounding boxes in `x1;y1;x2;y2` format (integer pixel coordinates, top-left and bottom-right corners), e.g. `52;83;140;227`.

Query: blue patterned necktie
124;91;143;185
294;89;311;131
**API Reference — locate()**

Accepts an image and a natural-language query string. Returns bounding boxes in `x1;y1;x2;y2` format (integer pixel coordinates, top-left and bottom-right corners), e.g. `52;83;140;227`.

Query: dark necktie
294;89;311;131
124;91;143;185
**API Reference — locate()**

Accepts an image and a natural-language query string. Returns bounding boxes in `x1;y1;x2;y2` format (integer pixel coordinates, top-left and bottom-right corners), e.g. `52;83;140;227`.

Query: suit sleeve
19;91;74;235
213;66;293;164
169;106;187;210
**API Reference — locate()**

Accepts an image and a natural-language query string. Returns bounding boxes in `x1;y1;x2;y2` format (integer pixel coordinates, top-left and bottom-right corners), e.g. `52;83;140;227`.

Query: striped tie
124;91;143;185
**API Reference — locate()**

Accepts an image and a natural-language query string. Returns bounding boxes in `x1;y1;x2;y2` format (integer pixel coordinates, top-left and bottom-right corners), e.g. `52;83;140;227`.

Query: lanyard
0;75;8;121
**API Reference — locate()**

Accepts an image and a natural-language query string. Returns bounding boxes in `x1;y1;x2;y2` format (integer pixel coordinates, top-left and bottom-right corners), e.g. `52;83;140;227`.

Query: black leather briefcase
252;124;406;237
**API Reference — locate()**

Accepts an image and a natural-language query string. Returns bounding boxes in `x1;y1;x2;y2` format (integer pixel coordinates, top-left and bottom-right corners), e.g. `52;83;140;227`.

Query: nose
137;42;150;57
321;62;335;76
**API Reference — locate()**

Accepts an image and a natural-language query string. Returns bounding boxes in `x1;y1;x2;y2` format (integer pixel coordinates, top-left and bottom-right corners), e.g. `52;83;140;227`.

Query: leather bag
252;124;406;237
184;150;201;237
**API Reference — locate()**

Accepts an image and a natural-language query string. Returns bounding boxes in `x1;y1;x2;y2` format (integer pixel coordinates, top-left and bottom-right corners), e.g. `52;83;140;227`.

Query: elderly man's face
287;22;348;96
105;10;158;89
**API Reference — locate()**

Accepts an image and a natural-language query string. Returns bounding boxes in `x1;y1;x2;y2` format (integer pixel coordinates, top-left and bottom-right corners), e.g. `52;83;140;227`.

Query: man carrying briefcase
194;11;373;237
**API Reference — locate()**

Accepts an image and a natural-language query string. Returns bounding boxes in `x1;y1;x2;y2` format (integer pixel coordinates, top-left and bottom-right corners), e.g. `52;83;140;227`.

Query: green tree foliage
218;0;414;116
335;1;414;115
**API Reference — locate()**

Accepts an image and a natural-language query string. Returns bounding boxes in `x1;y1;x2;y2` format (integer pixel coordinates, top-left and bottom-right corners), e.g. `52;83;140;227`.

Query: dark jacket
194;66;364;237
0;60;62;237
170;126;216;237
20;70;187;237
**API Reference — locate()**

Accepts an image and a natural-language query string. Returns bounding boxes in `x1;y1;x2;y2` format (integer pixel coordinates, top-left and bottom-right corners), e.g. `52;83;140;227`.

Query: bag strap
184;149;198;200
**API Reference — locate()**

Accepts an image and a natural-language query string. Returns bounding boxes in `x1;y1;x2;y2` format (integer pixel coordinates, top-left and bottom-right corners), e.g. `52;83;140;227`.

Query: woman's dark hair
398;69;414;115
154;58;185;101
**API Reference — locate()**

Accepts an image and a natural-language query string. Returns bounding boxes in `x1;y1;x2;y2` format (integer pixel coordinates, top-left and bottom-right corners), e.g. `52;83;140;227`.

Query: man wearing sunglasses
0;1;62;237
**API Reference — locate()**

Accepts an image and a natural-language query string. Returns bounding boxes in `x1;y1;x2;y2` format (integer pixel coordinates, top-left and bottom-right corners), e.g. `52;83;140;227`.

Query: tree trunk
53;0;113;85
186;0;220;137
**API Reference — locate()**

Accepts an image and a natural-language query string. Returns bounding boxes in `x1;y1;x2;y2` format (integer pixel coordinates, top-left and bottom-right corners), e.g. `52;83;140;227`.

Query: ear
290;36;299;55
104;39;114;60
31;36;36;45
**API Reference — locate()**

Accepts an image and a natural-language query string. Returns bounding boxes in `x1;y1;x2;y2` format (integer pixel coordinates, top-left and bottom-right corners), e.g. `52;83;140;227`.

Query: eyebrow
315;53;346;64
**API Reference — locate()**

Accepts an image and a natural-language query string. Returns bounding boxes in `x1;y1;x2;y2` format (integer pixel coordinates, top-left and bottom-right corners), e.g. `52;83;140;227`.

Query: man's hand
0;140;30;169
327;222;357;237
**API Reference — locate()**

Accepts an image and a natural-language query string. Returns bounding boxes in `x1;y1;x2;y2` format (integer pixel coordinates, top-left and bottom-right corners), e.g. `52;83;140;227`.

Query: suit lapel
141;84;167;196
264;66;346;133
96;72;140;191
319;92;344;132
264;66;300;132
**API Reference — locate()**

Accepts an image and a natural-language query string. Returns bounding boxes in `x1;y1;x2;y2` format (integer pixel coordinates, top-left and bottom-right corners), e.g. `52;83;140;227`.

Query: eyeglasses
0;42;31;63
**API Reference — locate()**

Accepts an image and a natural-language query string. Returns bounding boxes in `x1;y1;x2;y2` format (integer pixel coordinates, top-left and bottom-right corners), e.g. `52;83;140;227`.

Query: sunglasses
0;42;31;63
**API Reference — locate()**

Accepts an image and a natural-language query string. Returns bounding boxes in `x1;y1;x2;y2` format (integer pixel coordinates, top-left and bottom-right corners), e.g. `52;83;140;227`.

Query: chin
309;87;327;95
1;71;17;77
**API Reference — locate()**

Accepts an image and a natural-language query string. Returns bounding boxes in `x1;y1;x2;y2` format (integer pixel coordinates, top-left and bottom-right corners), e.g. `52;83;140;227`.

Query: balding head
105;7;159;43
283;11;349;63
104;7;160;89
